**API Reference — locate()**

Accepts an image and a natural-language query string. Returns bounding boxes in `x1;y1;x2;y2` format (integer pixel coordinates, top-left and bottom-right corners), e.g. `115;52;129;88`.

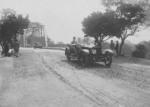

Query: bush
146;52;150;59
132;50;146;58
122;43;135;57
132;44;146;58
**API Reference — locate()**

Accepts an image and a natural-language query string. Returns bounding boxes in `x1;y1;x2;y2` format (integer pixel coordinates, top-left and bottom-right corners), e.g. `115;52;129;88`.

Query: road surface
0;48;150;107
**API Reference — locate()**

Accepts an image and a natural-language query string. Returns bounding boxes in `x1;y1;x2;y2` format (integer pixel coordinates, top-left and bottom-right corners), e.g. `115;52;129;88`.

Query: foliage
26;34;45;47
138;40;150;59
102;0;150;27
102;42;110;49
104;0;146;55
82;2;145;57
0;8;30;56
117;4;145;27
132;50;146;58
82;11;121;44
24;34;65;48
0;8;16;20
132;44;146;58
115;3;145;39
0;13;30;42
55;42;66;47
121;41;135;56
47;37;55;47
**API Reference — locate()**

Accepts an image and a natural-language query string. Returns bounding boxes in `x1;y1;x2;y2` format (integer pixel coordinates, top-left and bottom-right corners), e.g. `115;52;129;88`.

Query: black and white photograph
0;0;150;107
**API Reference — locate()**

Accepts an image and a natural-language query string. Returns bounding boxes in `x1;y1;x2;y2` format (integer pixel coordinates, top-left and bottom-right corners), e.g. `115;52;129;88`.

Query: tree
82;11;120;46
1;14;29;41
115;4;145;55
0;8;16;20
47;37;55;47
0;9;30;56
26;34;46;47
101;0;149;56
132;44;147;58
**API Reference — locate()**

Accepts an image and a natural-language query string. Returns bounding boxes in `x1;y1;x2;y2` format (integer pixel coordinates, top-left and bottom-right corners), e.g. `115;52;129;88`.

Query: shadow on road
61;59;109;70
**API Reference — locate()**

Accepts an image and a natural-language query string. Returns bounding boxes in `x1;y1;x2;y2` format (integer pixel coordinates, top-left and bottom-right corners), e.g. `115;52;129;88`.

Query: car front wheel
80;53;89;67
104;54;112;67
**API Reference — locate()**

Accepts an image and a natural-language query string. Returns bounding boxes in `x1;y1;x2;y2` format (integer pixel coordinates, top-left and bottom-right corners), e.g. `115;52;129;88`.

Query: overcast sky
0;0;150;44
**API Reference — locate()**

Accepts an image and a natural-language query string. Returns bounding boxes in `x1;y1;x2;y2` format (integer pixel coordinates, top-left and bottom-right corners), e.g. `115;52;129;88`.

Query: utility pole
23;29;27;47
43;26;48;48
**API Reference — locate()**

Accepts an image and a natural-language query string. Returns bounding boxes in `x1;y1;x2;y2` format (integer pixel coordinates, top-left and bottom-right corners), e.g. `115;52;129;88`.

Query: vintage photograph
0;0;150;107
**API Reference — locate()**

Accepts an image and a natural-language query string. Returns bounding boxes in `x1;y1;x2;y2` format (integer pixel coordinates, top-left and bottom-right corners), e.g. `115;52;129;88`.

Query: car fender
65;47;70;55
81;49;90;54
102;49;114;55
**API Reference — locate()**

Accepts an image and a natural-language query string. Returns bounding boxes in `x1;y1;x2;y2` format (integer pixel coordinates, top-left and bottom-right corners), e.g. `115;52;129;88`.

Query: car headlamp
91;49;96;54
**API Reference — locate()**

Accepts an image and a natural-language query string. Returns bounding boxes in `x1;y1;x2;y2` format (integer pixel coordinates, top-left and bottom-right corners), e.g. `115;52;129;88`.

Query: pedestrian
110;40;115;50
14;40;19;57
4;42;9;56
115;41;119;56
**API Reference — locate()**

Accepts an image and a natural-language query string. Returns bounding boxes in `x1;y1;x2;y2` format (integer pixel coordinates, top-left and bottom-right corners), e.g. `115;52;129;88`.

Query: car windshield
76;37;95;46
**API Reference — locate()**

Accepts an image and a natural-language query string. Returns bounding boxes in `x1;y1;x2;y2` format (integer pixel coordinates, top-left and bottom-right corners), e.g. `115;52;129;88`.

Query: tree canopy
82;2;146;55
82;11;121;44
114;3;145;55
0;8;30;56
0;10;30;43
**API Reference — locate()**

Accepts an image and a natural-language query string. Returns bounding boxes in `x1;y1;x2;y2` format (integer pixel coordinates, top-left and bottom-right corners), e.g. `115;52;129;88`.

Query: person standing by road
14;39;20;57
110;40;115;50
115;41;119;56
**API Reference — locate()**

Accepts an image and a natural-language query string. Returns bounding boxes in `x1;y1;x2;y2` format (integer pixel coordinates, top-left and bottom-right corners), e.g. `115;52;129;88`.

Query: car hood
79;44;95;48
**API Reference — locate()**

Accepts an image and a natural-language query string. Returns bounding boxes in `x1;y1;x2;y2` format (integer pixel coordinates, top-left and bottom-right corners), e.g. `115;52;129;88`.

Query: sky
0;0;150;44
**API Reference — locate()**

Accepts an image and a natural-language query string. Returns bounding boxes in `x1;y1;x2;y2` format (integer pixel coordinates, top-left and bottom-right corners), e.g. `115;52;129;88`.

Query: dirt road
0;48;150;107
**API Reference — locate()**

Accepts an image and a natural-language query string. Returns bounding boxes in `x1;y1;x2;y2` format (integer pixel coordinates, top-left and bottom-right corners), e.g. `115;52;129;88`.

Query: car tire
65;49;71;61
80;53;89;67
104;54;112;67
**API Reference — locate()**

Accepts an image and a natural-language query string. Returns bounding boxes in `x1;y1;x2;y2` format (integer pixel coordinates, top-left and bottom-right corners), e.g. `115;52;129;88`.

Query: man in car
70;37;81;54
71;37;77;44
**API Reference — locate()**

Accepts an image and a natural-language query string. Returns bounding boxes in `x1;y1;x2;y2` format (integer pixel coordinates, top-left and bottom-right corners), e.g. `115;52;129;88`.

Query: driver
71;37;77;44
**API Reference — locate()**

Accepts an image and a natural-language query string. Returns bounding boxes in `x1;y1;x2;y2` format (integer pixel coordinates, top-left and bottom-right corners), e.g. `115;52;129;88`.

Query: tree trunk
99;36;103;47
0;44;4;56
118;37;125;56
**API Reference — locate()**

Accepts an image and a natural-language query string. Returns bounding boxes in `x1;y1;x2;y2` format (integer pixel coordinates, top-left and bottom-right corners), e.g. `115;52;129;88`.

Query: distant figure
14;40;20;57
115;41;119;56
110;40;115;50
4;42;9;56
71;37;77;44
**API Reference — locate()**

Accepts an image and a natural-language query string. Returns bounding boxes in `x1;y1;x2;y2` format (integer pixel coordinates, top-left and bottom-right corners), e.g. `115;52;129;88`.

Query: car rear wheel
80;53;89;67
104;54;112;67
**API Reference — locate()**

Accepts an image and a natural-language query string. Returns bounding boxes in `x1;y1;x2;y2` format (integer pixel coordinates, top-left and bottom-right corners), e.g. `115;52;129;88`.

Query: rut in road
35;50;150;107
37;52;131;107
38;53;114;107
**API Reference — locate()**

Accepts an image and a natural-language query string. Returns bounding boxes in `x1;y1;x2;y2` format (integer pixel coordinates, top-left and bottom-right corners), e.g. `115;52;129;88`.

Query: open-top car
34;42;42;49
65;43;114;67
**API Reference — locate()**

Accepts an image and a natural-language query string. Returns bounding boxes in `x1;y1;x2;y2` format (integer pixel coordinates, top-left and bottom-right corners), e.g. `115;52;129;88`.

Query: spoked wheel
104;54;112;67
66;53;70;61
65;49;71;61
80;53;89;67
66;52;70;61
